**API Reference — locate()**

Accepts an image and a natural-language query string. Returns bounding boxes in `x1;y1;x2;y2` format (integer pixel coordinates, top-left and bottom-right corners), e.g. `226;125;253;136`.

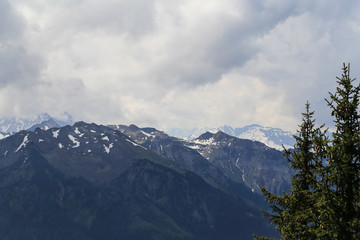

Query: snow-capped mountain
167;124;295;150
0;113;73;139
27;119;61;131
0;121;169;181
0;113;53;133
0;121;277;239
233;124;295;150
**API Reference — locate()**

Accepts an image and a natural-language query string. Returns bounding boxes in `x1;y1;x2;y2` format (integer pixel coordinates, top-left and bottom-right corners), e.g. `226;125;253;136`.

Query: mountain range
0;121;280;239
167;124;295;150
0;114;297;239
110;124;292;196
0;114;295;151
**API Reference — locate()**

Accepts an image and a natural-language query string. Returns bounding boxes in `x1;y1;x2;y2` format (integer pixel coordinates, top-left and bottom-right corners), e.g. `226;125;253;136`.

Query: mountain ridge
110;124;292;196
187;130;293;195
0;121;278;239
167;124;295;150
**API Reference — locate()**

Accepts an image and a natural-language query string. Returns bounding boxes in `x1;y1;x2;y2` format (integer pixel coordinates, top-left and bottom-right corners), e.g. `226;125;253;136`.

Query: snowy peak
167;124;295;150
0;121;152;160
197;131;215;141
0;113;74;139
0;113;52;133
234;124;294;150
27;119;61;131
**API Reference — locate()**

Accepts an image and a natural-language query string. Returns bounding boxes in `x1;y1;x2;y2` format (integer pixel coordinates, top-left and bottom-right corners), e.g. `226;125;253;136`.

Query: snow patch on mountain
0;133;12;140
185;144;201;150
192;137;215;146
53;129;60;138
126;139;147;150
103;143;113;154
74;127;81;135
101;136;110;141
68;135;80;148
141;130;155;138
15;134;29;152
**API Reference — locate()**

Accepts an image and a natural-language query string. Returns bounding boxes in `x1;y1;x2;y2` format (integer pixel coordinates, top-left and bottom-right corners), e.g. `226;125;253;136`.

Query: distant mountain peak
27;119;60;132
0;113;74;139
167;124;295;150
186;130;292;195
197;131;215;140
128;124;140;131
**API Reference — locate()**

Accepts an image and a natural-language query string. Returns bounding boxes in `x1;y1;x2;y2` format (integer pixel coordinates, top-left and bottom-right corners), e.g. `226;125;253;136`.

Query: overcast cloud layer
1;0;360;131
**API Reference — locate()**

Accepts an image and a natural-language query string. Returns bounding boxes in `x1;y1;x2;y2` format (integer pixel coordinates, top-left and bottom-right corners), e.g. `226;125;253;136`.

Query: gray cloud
0;0;24;41
0;0;45;89
1;0;360;131
146;0;309;88
0;45;44;87
239;1;360;128
45;0;157;38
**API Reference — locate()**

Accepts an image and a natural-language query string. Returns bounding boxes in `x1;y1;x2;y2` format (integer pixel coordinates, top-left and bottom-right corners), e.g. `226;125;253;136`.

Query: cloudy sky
1;0;360;132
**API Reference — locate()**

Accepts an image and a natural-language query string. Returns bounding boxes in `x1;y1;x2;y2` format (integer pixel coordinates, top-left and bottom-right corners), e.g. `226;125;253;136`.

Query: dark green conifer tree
254;102;326;240
255;63;360;239
325;63;360;239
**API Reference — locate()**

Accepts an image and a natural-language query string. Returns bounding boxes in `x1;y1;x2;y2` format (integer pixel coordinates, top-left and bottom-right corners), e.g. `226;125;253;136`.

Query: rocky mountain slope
186;131;293;195
111;124;292;196
108;124;263;203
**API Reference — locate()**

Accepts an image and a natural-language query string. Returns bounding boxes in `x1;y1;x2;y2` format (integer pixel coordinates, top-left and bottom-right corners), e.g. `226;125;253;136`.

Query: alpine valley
0;116;295;239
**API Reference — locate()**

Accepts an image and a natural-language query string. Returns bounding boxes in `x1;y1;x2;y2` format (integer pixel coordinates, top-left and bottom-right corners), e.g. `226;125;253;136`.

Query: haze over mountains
0;113;295;239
